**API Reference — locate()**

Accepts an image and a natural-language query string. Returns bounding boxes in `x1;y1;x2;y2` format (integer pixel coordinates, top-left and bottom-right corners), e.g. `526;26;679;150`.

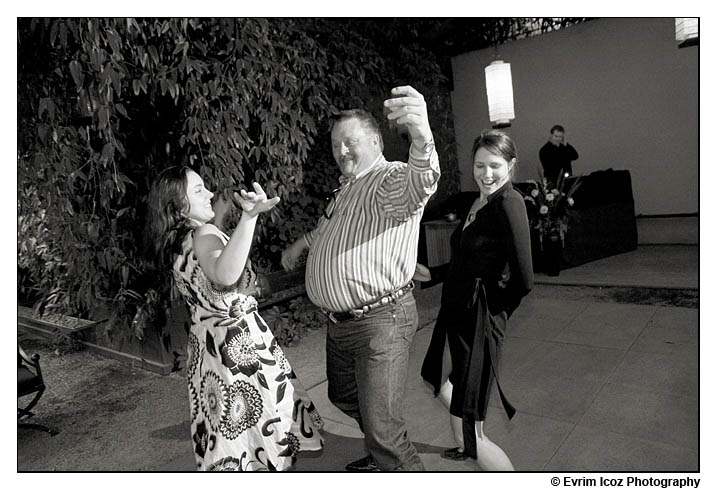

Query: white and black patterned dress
173;229;323;471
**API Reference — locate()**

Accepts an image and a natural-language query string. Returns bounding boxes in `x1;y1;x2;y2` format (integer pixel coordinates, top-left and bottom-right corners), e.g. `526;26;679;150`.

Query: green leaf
37;98;48;118
115;103;129;119
108;67;121;95
69;60;82;88
107;29;122;54
101;142;114;162
50;20;58;46
148;45;159;64
97;107;109;129
37;125;48;144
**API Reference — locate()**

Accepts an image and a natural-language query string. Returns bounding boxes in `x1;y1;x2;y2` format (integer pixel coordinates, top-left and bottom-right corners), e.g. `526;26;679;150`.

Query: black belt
323;281;415;324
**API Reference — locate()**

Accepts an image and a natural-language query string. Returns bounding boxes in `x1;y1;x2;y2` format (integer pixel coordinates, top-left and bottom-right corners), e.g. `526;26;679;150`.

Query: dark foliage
17;17;460;339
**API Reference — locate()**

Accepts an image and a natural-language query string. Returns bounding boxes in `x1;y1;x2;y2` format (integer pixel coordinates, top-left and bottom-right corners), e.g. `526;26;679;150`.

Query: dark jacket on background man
539;142;579;184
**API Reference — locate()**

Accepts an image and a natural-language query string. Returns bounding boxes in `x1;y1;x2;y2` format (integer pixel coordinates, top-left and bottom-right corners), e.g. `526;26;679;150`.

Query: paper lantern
484;60;515;127
675;18;698;47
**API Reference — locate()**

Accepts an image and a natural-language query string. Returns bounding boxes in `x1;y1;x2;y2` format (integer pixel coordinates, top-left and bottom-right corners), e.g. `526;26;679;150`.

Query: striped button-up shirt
304;145;440;312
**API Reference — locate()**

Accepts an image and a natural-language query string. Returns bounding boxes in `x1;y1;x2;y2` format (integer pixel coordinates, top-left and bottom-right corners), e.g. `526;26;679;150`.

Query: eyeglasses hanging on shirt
323;175;356;220
323;187;341;220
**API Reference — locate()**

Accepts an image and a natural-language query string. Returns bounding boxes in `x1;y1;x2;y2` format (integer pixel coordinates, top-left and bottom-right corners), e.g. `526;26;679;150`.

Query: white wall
450;18;698;216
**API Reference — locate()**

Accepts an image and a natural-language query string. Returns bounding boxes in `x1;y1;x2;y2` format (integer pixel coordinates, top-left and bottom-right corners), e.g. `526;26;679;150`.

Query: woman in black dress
420;130;533;470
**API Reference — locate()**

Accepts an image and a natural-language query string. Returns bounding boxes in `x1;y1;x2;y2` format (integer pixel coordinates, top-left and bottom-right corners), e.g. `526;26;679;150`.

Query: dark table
421;169;638;273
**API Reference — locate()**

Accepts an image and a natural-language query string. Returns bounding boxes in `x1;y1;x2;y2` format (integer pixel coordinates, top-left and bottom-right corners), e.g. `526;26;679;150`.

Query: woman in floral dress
145;166;323;471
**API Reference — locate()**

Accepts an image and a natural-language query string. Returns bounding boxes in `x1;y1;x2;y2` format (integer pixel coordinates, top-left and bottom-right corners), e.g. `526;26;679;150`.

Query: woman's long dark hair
143;166;193;271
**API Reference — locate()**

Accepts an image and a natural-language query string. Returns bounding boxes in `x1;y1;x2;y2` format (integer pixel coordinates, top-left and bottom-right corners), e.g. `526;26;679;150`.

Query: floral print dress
173;229;323;471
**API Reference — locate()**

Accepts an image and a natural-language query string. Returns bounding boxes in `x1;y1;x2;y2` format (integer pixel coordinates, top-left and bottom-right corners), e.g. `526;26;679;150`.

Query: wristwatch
421;139;435;154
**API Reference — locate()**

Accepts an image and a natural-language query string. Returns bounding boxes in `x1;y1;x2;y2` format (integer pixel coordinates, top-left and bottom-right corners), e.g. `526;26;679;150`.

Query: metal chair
18;344;58;435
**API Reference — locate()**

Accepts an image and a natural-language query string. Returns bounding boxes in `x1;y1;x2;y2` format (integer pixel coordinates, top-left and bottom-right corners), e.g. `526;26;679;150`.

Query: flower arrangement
520;170;582;249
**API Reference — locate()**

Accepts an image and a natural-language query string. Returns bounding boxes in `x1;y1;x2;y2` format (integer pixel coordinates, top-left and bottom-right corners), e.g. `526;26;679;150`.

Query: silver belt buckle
350;309;365;319
402;281;414;296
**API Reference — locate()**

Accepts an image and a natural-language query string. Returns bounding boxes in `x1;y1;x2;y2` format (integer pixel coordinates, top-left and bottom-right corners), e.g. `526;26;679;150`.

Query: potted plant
520;170;582;276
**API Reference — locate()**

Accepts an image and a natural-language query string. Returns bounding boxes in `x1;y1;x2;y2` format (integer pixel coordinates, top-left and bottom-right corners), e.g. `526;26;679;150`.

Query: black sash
461;279;516;459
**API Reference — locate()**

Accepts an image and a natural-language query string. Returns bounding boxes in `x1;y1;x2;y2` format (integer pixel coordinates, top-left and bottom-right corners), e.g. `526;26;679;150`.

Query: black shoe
345;455;379;471
440;447;469;461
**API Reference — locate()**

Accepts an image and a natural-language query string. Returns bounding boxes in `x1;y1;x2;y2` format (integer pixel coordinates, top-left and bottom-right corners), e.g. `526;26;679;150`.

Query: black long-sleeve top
539;142;579;184
432;182;533;318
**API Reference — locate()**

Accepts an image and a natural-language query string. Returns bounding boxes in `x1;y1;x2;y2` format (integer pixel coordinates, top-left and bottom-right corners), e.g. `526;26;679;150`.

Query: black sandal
441;447;469;461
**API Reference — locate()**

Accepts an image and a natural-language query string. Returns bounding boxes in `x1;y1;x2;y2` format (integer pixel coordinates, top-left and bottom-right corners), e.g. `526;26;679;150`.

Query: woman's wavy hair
471;129;519;178
143;165;194;270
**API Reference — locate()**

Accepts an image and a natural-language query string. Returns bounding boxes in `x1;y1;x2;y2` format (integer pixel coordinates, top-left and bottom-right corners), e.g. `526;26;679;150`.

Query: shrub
262;296;329;347
17;18;459;339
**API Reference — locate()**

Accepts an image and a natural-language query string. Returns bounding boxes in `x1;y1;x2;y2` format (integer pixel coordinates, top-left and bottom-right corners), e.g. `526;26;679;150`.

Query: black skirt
420;279;515;459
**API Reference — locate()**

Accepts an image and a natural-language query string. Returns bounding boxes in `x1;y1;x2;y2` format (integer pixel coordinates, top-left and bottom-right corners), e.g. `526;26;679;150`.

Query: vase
544;234;562;276
530;229;544;273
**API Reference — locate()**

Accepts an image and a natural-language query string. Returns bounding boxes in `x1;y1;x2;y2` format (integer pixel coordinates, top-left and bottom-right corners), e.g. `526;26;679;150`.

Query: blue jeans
326;293;425;471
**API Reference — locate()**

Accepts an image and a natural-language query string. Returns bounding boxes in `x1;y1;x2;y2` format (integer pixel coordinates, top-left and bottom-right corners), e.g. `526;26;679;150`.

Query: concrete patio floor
534;245;698;290
18;245;700;474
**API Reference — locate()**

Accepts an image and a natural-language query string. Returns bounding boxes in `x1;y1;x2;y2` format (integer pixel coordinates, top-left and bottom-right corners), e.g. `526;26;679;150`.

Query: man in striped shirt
281;85;440;471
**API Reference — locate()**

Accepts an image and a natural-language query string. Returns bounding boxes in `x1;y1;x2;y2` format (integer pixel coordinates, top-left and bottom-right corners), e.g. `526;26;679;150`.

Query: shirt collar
339;153;384;186
484;180;513;204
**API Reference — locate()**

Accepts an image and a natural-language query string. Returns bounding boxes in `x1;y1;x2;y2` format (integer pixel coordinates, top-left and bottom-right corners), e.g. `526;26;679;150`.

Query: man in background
539;124;579;185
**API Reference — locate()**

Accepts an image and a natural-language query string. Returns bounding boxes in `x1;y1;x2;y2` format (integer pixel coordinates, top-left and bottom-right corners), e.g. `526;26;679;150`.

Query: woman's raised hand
235;182;281;217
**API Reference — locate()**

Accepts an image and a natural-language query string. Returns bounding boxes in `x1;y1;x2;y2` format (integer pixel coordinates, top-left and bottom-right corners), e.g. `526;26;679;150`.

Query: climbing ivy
17;17;459;337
